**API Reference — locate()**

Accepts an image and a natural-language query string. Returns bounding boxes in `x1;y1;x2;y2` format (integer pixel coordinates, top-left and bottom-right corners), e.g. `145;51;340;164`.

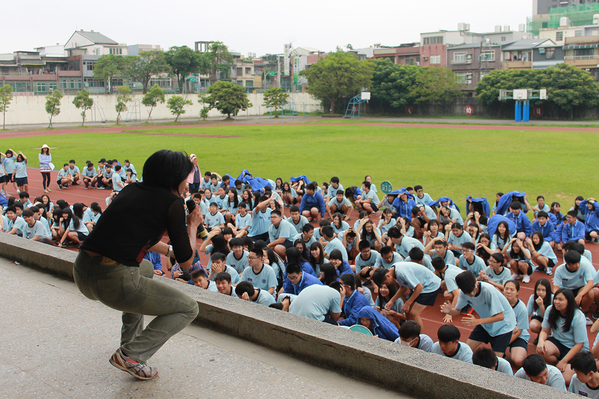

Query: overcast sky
3;0;532;56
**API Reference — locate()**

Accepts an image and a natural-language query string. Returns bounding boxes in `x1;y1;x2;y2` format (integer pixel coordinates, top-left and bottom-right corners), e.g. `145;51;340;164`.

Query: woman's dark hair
52;207;63;224
361;220;376;241
532;231;545;251
377;280;398;308
309;242;324;274
6;196;16;208
72;203;86;219
142;150;193;193
16;154;24;162
285;247;303;265
455;271;477;294
264;247;282;282
320;263;338;285
227;188;239;209
574;196;584;212
62;208;81;230
282;182;291;193
90;202;102;214
533;278;552;312
56;199;69;209
241;190;254;210
40;147;50;154
476;233;492;263
547;288;577;332
210;234;230;256
293;239;309;262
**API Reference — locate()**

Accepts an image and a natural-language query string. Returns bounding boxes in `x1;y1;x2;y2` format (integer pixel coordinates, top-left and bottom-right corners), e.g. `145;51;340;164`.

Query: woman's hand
187;206;203;229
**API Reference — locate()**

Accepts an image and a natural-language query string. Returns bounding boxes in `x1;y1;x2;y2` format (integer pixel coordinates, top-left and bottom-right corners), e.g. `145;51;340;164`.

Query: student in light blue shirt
5;206;26;236
515;354;566;390
204;202;226;231
222;188;241;224
374;246;403;269
248;195;274;242
414;185;433;207
356;181;380;214
479;252;511;291
404;247;434;272
472;347;513;376
447;223;473;257
268;209;296;258
214;272;238;298
568;351;599;397
396;320;433;352
330;212;350;236
13;151;28;193
503;280;530;369
387;226;424;259
431;324;473;363
240;248;277;295
22;209;52;244
528;232;557;275
377;208;396;236
200;171;212;191
431;257;463;323
328;190;352;220
208;253;240;284
232;202;252;238
190;269;219;292
226;238;249;274
354;240;380;273
321;225;348;262
1;149;16;194
442;271;516;356
112;165;125;192
236;281;275;306
458;242;486;276
326;177;344;202
288;283;342;323
424;236;456;266
287;205;309;234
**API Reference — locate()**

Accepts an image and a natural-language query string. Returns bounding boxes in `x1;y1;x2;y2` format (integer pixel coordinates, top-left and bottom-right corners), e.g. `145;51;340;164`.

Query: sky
2;0;532;56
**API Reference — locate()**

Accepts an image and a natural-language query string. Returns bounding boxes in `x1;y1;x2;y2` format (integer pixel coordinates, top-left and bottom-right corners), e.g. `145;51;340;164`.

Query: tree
200;107;209;121
262;88;289;116
202;81;252;119
128;50;171;93
370;58;421;113
300;50;374;114
164;46;206;93
204;41;234;83
115;86;132;124
72;89;94;126
93;54;131;93
167;96;192;122
408;66;464;104
45;89;63;128
142;84;166;122
0;84;13;130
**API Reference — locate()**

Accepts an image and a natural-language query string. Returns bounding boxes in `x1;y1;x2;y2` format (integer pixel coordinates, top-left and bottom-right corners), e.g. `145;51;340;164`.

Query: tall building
534;0;599;16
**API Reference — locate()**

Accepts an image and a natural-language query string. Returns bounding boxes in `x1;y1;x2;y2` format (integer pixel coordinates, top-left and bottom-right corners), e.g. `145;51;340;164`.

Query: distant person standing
39;144;52;193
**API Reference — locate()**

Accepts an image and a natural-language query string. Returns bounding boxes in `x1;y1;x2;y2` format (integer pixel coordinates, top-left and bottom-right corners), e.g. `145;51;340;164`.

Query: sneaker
586;316;593;326
594;237;599;244
593;310;599;320
534;266;544;272
460;304;474;316
16;189;20;194
72;182;79;185
510;273;521;280
109;348;158;380
84;186;88;190
58;185;63;190
522;275;531;283
546;267;553;276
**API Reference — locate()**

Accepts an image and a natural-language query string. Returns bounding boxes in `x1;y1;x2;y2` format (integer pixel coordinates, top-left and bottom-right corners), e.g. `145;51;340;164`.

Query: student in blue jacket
532;211;556;248
357;306;399;341
281;262;322;295
299;183;325;222
562;210;586;248
392;188;416;220
338;274;371;326
506;201;533;238
580;198;599;244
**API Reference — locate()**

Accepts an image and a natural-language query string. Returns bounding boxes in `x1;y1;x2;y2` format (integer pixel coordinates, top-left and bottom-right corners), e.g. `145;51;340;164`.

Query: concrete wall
0;233;575;399
5;92;323;125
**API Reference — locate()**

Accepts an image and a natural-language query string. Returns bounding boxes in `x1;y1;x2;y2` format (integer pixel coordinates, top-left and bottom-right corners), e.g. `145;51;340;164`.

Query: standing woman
14;151;28;194
74;150;201;380
39;144;52;193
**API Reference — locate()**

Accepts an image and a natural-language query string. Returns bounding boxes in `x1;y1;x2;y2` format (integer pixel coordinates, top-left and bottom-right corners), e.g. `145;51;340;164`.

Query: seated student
82;162;96;189
503;236;533;284
528;278;553;343
340;228;359;262
431;256;463;323
330;212;350;236
413;185;433;207
569;351;599;397
373;281;405;326
204;202;226;231
287;205;309;235
387;226;424;259
458;242;486;276
378;193;397;215
514;354;566;391
431;324;473;363
355;181;380;215
56;164;73;190
472;347;513;376
235;281;275;306
22;208;53;244
281;262;323;295
373;261;442;330
287;282;342;324
321;225;348;262
409;206;430;239
112;165;125;192
67;160;81;185
446;223;473;257
395;320;433;352
375;246;403;269
267;209;296;258
18;191;32;209
299;183;325;222
293;223;316;251
337;274;372;327
553;250;597;325
200;171;212;191
531;211;556;248
506;201;533;238
240;248;277;295
222;188;240;224
562;210;586;248
231;202;252;238
503;280;530;369
213;186;228;210
580;197;599;244
214;272;238;298
57;208;88;248
4;206;25;236
209;173;222;193
441;271;516;357
208;252;240;284
325;177;344;203
357;218;383;252
478;253;511;291
328;249;353;277
357;306;399;341
226;238;249;274
404;247;434;272
533;195;550;217
101;163;114;189
328;190;352;221
190;269;219;292
527;232;558;277
538;288;589;385
424;236;456;266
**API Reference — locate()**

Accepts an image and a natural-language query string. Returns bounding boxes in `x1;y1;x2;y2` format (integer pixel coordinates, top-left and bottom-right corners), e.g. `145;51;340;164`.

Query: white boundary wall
5;92;323;125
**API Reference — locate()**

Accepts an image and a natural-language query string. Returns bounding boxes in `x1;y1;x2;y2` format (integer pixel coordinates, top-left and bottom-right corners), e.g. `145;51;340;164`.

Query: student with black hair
280;260;322;296
293;223;316;250
191;269;218;292
319;263;338;286
472;347;513;376
287;205;309;234
267;209;296;258
441;270;516;357
396;320;433;352
528;231;558;276
580;197;599;244
328;249;353;277
404;247;434;272
321;225;347;262
424;236;456;266
208;252;240;284
299;183;325;222
328;190;352;221
239;247;277;295
503;236;533;284
215;272;237;297
226;237;248;274
58;208;88;248
458;241;486;276
503;280;529;369
355;181;380;214
447;222;473;257
571;196;586;223
387;226;424;259
478;252;511;291
22;208;53;244
354;240;380;274
569;351;599;396
375;245;403;269
506;201;533;238
562;210;586;247
514;354;566;390
357;306;399;341
413;185;432;207
337;274;371;326
431;324;473;363
531;211;556;249
331;212;350;236
432;256;463;323
235;281;275;306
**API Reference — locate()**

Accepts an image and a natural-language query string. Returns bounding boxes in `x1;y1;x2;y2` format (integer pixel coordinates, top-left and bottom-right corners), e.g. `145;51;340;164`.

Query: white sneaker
586;317;594;326
510;273;521;280
522;275;531;283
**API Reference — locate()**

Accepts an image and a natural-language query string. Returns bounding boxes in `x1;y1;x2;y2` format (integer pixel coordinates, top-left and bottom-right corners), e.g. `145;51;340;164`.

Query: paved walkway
0;258;409;399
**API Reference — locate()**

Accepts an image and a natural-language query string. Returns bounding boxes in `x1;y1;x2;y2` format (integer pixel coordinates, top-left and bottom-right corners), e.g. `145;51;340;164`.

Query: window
545;48;556;59
501;36;507;41
245;80;253;87
453;52;467;63
405;57;415;65
556;31;564;41
575;48;593;56
109;48;122;55
575;30;583;37
34;82;57;93
455;72;467;83
236;67;242;76
479;71;489;79
84;78;104;87
430;55;441;64
481;50;495;62
245;67;251;75
85;62;95;71
423;36;443;45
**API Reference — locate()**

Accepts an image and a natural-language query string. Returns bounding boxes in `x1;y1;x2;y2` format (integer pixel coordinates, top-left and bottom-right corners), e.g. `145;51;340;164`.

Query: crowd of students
3;147;599;395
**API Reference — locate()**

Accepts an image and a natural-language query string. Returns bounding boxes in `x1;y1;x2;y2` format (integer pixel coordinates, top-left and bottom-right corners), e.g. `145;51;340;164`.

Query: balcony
564;36;599;45
564;55;599;67
502;61;532;69
450;59;472;65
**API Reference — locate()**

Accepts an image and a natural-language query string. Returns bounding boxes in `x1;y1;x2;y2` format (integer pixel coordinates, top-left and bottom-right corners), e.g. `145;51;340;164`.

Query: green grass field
2;123;597;208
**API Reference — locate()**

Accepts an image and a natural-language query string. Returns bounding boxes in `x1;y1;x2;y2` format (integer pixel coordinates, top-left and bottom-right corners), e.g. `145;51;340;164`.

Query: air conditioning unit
415;62;420;65
423;56;428;61
466;54;472;59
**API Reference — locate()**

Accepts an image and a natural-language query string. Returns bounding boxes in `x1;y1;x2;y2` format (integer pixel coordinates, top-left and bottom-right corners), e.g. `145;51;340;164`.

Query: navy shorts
509;337;528;350
531;315;543;322
0;175;7;183
414;288;441;307
586;230;599;240
546;336;571;360
468;325;513;354
76;232;88;242
5;173;13;182
15;177;27;186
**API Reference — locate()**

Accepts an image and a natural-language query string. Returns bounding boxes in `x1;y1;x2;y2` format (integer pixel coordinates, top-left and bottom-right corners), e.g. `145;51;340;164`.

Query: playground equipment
498;89;547;122
344;92;370;119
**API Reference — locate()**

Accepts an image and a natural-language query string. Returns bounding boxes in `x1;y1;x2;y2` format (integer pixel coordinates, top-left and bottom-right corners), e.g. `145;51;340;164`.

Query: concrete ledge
0;234;575;398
